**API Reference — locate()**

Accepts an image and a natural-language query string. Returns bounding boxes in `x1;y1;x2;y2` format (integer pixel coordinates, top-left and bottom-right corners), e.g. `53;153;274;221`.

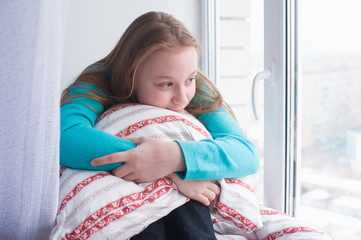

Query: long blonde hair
61;11;234;117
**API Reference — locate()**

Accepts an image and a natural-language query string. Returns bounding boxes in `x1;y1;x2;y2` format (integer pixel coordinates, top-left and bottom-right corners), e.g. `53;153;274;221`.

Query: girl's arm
175;107;259;180
60;85;135;171
61;84;258;180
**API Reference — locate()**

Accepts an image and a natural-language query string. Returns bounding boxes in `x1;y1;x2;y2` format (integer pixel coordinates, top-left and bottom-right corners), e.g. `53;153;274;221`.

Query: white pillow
51;104;262;240
94;103;212;141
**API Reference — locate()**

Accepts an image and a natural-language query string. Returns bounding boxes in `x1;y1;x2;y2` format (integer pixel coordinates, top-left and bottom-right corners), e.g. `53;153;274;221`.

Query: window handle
251;63;275;120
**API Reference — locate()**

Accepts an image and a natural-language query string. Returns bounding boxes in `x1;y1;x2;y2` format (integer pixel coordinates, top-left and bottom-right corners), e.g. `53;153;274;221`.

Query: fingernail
91;160;97;166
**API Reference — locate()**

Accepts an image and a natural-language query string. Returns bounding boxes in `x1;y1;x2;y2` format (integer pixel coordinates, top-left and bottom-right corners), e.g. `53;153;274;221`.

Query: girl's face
134;46;197;113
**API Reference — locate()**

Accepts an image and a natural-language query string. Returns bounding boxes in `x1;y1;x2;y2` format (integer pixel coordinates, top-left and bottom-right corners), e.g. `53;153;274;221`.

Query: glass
218;0;265;203
299;0;361;239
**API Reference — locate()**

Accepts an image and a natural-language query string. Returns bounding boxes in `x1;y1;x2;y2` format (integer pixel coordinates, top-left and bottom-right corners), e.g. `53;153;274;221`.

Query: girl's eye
186;78;195;84
160;82;173;87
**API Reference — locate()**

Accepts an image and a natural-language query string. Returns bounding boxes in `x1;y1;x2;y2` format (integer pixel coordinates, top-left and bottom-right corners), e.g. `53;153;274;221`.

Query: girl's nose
172;87;188;105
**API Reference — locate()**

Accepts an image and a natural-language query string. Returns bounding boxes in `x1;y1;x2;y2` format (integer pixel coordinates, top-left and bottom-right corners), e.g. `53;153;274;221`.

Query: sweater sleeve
175;108;259;180
60;85;136;171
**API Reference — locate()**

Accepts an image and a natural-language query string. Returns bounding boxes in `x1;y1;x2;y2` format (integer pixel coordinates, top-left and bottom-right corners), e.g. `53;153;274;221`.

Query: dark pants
130;200;217;240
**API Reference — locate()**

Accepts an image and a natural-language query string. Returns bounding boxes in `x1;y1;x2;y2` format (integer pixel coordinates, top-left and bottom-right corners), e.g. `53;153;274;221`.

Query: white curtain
0;0;68;239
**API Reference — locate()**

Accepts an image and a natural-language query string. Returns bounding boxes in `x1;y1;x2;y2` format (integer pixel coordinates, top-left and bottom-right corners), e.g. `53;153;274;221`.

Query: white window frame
202;0;300;215
263;0;299;215
200;0;220;85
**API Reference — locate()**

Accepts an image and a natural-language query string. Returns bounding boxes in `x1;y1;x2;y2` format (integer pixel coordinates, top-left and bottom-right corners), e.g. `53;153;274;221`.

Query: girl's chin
170;109;184;113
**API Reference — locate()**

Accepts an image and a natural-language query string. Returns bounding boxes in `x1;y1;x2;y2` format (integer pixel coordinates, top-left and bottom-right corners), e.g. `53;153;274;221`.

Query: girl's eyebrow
154;75;173;80
189;70;198;76
155;70;198;80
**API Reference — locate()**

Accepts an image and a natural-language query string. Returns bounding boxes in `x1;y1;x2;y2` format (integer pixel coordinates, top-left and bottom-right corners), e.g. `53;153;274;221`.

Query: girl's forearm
60;124;136;171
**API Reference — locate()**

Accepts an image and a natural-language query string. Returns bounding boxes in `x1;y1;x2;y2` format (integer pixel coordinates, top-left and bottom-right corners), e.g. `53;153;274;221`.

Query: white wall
61;0;201;91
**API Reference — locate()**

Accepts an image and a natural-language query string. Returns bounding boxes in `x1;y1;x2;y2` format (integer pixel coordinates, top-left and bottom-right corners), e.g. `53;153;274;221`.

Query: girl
61;11;259;239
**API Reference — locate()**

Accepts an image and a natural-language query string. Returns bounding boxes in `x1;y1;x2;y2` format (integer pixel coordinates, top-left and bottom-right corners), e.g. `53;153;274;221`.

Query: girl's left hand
91;136;186;183
169;173;221;206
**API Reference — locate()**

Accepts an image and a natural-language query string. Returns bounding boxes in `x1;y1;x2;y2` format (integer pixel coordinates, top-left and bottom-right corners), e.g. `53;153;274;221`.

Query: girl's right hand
91;136;186;183
169;173;221;206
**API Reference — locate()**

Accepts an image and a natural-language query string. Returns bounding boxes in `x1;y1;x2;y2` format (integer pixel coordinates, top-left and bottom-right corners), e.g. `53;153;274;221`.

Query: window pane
299;0;361;239
219;0;264;203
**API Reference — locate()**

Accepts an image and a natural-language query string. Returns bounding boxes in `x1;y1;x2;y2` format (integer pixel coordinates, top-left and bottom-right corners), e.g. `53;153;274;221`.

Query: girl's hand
91;137;185;183
169;174;221;206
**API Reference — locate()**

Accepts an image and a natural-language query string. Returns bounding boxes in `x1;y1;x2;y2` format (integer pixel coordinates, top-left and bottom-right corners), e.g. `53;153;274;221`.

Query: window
298;0;361;238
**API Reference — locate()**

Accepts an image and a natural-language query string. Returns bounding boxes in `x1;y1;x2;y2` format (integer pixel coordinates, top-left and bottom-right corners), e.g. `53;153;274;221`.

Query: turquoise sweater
60;84;259;180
